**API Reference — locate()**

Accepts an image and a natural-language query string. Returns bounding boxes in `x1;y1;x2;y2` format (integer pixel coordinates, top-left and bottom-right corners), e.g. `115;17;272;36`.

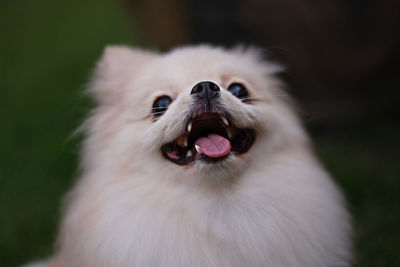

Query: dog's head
84;45;308;184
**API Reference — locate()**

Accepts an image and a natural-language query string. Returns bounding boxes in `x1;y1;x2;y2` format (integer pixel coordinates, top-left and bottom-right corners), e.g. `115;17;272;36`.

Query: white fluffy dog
38;45;352;266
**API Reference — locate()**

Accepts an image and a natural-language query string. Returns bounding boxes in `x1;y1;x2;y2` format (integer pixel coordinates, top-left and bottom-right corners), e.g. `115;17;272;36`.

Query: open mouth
161;112;255;165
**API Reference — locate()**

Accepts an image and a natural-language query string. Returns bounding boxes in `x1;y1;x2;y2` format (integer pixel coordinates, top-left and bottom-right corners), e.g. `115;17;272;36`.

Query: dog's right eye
152;95;172;118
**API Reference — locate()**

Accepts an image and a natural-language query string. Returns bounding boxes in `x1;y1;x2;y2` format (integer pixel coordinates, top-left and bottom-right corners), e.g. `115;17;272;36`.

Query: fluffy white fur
45;45;352;266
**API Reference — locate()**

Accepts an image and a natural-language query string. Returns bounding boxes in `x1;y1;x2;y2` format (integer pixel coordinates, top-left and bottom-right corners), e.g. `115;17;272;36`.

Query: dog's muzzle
161;81;256;166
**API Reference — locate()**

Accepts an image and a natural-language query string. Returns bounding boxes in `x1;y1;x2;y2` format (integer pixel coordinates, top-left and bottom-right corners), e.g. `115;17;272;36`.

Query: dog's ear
90;45;157;105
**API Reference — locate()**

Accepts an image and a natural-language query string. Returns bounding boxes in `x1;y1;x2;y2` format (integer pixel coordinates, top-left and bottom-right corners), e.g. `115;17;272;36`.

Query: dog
38;45;352;266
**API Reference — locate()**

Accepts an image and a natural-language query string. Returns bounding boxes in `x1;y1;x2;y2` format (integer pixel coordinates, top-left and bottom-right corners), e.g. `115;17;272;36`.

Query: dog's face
85;46;307;184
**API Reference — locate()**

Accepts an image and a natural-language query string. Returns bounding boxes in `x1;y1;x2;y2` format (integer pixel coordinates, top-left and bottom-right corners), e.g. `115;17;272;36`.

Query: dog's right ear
90;45;157;105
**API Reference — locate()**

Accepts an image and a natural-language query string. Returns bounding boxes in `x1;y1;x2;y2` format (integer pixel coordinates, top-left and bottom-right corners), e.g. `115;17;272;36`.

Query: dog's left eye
228;83;249;102
152;95;172;118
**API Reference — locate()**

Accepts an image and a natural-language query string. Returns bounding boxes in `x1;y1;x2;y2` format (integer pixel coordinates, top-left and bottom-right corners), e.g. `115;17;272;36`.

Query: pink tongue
195;134;231;158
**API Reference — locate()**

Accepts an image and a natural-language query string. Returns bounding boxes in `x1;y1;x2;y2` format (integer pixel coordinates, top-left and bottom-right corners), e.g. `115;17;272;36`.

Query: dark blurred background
1;0;399;266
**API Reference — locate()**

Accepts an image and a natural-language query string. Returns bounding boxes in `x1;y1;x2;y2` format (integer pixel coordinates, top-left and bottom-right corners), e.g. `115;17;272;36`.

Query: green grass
314;124;400;267
1;1;399;266
317;124;400;267
0;0;138;265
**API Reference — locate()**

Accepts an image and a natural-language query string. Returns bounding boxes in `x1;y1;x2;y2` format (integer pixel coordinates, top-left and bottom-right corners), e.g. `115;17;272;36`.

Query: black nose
190;81;220;101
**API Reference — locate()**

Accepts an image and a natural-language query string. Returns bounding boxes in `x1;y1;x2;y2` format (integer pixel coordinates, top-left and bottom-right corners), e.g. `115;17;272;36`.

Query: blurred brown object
125;0;400;129
124;0;188;49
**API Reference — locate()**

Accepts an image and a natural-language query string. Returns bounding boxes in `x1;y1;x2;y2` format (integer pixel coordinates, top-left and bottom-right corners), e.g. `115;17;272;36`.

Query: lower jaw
162;145;253;166
161;129;255;166
162;147;231;166
198;153;230;164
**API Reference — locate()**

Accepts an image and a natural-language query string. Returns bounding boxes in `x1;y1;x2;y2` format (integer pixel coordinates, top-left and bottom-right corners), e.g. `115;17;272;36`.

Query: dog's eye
227;83;249;102
152;95;172;118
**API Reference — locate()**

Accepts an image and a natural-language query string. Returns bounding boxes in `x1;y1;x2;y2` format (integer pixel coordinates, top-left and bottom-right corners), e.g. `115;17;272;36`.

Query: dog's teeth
186;150;192;157
221;115;229;126
187;122;192;132
195;145;201;154
176;136;186;147
227;128;233;139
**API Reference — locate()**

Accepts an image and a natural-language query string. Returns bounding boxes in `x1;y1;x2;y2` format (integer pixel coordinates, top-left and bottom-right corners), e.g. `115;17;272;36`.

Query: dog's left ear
90;45;157;105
